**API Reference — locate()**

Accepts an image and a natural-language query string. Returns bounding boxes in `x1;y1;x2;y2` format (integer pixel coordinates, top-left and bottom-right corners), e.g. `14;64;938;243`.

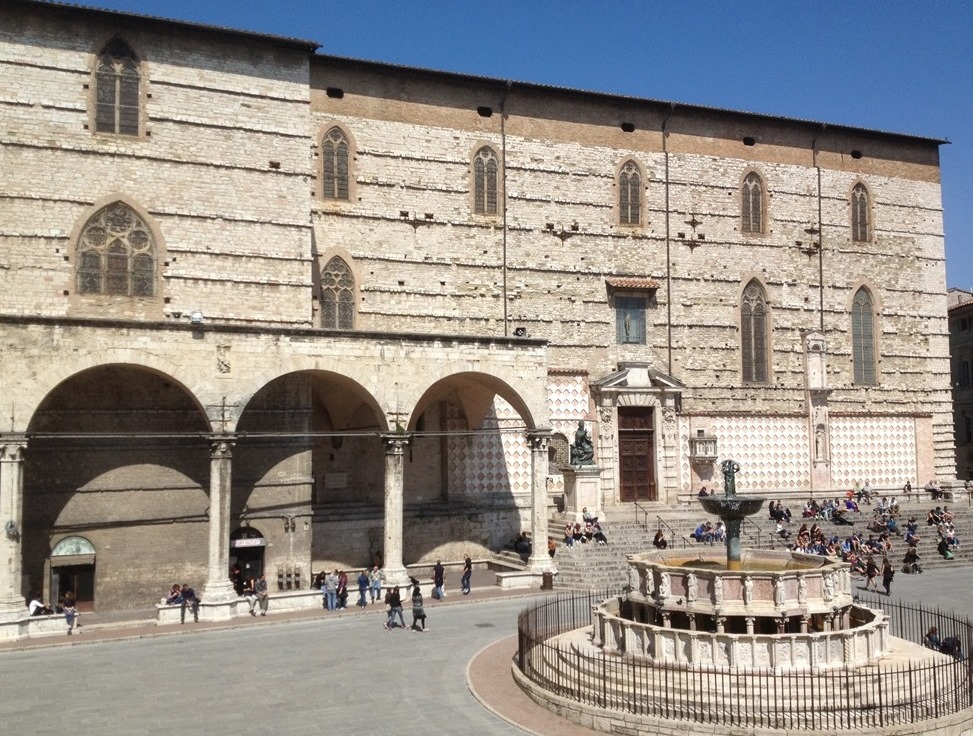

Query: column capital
0;435;28;461
208;434;236;458
380;432;412;454
526;428;554;451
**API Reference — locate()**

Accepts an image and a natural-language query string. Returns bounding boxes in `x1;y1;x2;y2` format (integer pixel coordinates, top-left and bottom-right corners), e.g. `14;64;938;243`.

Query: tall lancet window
95;39;140;135
741;280;769;383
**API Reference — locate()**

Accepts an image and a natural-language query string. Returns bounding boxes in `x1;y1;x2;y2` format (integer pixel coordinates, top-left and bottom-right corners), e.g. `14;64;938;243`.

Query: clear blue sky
87;0;973;289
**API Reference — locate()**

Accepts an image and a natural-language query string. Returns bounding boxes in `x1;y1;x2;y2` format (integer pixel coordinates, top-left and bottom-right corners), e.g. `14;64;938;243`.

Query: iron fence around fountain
517;589;973;731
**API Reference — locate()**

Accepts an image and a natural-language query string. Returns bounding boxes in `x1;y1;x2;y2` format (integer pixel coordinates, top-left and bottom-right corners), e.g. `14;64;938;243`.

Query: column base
0;604;28;641
382;565;411;589
199;579;239;622
196;597;240;622
525;553;555;574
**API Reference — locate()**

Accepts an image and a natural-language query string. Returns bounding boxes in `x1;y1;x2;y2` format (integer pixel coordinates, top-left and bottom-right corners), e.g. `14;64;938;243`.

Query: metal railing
655;516;677;549
632;500;649;528
742;516;784;550
518;590;973;731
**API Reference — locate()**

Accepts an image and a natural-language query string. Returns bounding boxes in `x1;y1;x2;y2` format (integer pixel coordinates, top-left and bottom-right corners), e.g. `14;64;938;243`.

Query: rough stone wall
0;5;314;326
309;57;952;488
0;1;956;613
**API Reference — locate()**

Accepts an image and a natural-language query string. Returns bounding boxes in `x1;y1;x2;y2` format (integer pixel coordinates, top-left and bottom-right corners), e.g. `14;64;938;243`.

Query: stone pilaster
381;433;411;587
526;430;554;573
203;435;237;607
0;436;27;622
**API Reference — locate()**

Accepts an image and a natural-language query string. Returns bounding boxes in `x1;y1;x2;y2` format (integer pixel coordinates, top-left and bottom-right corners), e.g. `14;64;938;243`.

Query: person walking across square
323;570;338;611
433;560;446;600
62;591;79;635
461;553;472;595
255;574;269;616
357;569;369;609
410;585;427;631
368;565;383;604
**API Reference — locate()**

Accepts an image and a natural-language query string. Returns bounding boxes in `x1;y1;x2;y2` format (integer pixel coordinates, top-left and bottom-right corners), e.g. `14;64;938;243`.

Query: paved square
1;567;970;735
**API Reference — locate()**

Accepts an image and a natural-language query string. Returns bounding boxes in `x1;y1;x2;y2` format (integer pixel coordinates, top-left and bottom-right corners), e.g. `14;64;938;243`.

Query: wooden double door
618;407;657;502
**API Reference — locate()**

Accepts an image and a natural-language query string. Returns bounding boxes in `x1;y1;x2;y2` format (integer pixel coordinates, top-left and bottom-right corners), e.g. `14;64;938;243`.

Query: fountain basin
627;549;854;619
698;494;765;519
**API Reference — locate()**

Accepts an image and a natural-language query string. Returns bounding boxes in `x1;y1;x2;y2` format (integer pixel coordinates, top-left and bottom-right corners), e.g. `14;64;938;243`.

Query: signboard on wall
231;538;266;548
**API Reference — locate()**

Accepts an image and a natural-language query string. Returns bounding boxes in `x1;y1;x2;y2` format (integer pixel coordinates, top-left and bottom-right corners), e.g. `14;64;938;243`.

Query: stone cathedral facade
0;1;953;615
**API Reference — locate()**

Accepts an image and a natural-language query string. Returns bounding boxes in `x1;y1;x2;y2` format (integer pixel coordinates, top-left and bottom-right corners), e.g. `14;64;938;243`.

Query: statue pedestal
563;465;603;522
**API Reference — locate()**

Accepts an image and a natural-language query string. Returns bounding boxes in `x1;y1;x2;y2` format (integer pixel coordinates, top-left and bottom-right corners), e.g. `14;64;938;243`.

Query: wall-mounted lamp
545;222;579;243
400;211;435;230
679;214;705;250
5;520;20;540
190;311;204;325
799;226;821;255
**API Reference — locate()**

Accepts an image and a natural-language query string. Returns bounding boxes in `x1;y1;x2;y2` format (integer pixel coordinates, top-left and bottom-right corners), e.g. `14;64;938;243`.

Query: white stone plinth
563;465;602;517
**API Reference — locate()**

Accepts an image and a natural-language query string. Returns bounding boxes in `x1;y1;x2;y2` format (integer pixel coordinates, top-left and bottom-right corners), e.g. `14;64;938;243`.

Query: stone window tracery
473;146;499;215
741;280;769;383
618;160;641;225
321;256;355;329
77;202;155;297
851;183;870;242
95;38;140;136
741;172;764;234
852;287;877;385
322;127;350;200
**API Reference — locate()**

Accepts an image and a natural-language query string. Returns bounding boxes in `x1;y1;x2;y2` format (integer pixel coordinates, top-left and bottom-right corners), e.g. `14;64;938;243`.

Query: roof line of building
19;0;321;51
21;1;948;147
316;53;949;147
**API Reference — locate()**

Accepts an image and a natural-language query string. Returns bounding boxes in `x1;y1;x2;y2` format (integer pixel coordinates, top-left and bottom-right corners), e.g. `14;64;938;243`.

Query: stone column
381;433;411;587
203;435;237;607
0;436;27;622
526;430;554;573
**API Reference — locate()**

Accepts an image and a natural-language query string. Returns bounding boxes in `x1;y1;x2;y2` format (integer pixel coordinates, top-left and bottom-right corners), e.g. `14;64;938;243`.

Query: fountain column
724;517;743;571
698;459;763;572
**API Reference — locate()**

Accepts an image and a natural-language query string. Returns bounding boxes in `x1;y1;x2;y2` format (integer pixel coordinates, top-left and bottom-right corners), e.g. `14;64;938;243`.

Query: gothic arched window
618;160;642;225
473;146;499;215
322;127;350;200
852;287;877;385
95;38;140;135
852;183;870;242
77;202;156;297
321;257;355;329
741;280;769;383
741;172;764;234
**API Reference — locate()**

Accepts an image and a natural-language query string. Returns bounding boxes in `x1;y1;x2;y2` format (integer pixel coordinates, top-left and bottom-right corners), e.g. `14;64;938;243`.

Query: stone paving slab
0;566;970;735
468;635;600;736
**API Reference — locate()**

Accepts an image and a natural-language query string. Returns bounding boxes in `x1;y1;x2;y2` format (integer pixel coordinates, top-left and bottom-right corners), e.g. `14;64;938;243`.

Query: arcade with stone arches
0;324;553;617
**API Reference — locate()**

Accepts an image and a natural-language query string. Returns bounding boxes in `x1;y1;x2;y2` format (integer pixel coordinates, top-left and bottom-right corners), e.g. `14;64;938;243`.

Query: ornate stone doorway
49;535;96;612
618;408;656;502
230;526;266;582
